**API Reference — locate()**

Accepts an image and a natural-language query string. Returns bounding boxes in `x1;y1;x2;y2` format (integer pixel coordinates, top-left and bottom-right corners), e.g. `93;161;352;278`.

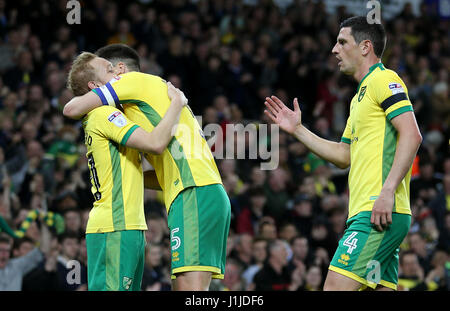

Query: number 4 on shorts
343;232;358;254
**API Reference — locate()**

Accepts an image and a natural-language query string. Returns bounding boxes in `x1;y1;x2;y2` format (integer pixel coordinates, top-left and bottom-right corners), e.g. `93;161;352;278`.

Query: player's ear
116;62;127;74
87;81;99;90
360;40;372;57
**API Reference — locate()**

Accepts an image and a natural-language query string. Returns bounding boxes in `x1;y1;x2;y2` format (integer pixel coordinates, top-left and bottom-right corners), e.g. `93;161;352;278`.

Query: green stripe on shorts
183;188;200;266
105;231;121;290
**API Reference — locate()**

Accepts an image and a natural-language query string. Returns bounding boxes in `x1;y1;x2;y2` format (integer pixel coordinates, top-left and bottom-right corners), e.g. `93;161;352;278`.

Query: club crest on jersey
388;82;404;95
108;111;127;127
122;276;133;290
358;86;367;102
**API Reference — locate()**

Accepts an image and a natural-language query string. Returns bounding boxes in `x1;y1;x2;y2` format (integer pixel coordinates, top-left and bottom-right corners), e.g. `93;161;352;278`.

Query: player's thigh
86;233;107;291
168;184;231;279
86;230;145;291
119;230;146;291
373;213;410;290
329;212;410;290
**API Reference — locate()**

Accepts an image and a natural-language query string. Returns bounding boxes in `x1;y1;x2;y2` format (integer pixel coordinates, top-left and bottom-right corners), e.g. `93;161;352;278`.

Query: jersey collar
356;62;385;93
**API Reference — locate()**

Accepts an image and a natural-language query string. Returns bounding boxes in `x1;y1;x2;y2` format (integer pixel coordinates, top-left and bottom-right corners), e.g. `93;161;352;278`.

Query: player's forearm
293;125;350;169
147;99;184;153
63;93;102;119
381;130;422;194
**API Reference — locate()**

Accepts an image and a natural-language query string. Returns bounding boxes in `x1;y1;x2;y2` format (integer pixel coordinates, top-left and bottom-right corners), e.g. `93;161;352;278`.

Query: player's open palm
264;96;301;134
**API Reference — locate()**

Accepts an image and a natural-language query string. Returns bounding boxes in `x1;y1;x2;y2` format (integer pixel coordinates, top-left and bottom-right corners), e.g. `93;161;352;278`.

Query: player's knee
323;270;361;291
173;271;212;291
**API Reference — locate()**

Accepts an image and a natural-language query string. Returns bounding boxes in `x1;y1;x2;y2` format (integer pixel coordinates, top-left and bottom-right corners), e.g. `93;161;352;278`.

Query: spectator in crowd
0;222;50;290
141;243;171;291
242;237;268;289
221;258;247;291
252;239;292;291
398;250;439;291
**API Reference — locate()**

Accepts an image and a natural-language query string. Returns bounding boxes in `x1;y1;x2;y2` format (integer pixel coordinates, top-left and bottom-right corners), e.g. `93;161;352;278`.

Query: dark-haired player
264;16;422;290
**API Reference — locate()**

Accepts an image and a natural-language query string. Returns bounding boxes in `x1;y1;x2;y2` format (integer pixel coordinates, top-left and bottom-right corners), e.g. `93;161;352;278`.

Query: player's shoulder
370;65;403;84
119;71;166;84
85;105;123;122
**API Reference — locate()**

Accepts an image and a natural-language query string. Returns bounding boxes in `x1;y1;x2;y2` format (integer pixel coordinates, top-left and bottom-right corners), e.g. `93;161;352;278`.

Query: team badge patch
122;276;133;290
108;111;127;127
358;86;367;102
388;82;404;95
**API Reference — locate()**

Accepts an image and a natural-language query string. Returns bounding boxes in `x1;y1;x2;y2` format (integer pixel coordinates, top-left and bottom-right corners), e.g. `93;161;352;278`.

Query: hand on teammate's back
167;82;188;107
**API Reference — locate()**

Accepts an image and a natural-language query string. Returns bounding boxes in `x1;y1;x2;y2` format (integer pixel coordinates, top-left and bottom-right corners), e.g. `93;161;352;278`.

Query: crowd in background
0;0;448;291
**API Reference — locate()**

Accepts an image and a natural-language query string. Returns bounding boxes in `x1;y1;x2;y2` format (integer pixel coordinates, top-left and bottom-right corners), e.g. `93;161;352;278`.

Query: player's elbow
63;102;81;119
336;161;350;170
62;104;74;118
415;131;423;146
145;142;165;155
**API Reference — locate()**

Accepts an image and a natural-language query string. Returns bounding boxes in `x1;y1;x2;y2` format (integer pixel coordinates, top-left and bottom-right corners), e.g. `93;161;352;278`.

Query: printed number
87;154;101;201
171;228;181;250
343;232;358;254
366;260;381;284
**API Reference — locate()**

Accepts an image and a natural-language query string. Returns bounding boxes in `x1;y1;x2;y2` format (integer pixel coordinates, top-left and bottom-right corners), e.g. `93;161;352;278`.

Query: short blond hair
67;52;97;96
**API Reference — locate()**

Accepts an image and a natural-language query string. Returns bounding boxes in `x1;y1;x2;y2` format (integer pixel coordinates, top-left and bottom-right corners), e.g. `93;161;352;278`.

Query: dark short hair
13;237;34;250
95;44;141;71
340;16;386;58
57;231;80;244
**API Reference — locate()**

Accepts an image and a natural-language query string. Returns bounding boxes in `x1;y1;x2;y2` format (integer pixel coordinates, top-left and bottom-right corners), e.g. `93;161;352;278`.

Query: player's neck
354;57;381;83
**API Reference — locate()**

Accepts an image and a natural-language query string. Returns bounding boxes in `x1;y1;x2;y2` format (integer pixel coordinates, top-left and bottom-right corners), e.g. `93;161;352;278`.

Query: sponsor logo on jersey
338;254;350;266
108;111;127;127
388;82;404;95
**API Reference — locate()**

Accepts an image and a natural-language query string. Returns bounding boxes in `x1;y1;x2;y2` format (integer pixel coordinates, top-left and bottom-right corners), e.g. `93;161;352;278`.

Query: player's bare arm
264;95;350;169
125;82;187;154
370;111;422;231
63;91;103;119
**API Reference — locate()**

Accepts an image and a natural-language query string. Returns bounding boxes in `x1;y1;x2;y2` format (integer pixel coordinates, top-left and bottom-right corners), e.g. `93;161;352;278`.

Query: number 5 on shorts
343;232;358;254
171;227;181;250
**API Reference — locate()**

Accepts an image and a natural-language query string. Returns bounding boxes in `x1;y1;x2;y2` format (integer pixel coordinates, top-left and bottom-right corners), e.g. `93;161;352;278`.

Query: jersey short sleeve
341;116;352;144
91;72;150;107
90;106;139;146
370;71;413;120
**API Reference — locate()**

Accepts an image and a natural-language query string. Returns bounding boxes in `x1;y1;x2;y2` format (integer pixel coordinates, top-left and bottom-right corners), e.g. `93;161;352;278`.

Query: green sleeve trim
386;105;413;121
120;125;139;145
341;137;351;144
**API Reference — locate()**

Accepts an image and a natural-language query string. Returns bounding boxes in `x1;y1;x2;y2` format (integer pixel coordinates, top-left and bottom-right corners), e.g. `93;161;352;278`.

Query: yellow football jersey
92;72;222;212
341;63;413;219
82;105;147;233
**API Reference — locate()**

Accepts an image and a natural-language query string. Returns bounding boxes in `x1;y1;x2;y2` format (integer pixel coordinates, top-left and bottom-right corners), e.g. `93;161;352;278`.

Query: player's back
82;106;146;233
102;72;222;212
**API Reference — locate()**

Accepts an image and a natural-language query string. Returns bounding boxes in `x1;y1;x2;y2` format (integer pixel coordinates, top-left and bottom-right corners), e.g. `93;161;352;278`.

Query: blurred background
0;0;448;291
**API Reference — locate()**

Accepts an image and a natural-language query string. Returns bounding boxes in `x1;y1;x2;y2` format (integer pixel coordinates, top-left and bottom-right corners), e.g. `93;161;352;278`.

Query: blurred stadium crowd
0;0;448;291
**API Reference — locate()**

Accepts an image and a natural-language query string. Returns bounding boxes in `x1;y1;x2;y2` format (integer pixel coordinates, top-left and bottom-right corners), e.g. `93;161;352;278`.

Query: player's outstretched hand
264;96;301;134
167;82;188;106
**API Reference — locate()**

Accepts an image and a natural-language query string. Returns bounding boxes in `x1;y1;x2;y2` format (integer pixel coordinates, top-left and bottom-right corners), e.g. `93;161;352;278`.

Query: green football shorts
168;183;231;279
329;211;411;290
86;230;146;291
